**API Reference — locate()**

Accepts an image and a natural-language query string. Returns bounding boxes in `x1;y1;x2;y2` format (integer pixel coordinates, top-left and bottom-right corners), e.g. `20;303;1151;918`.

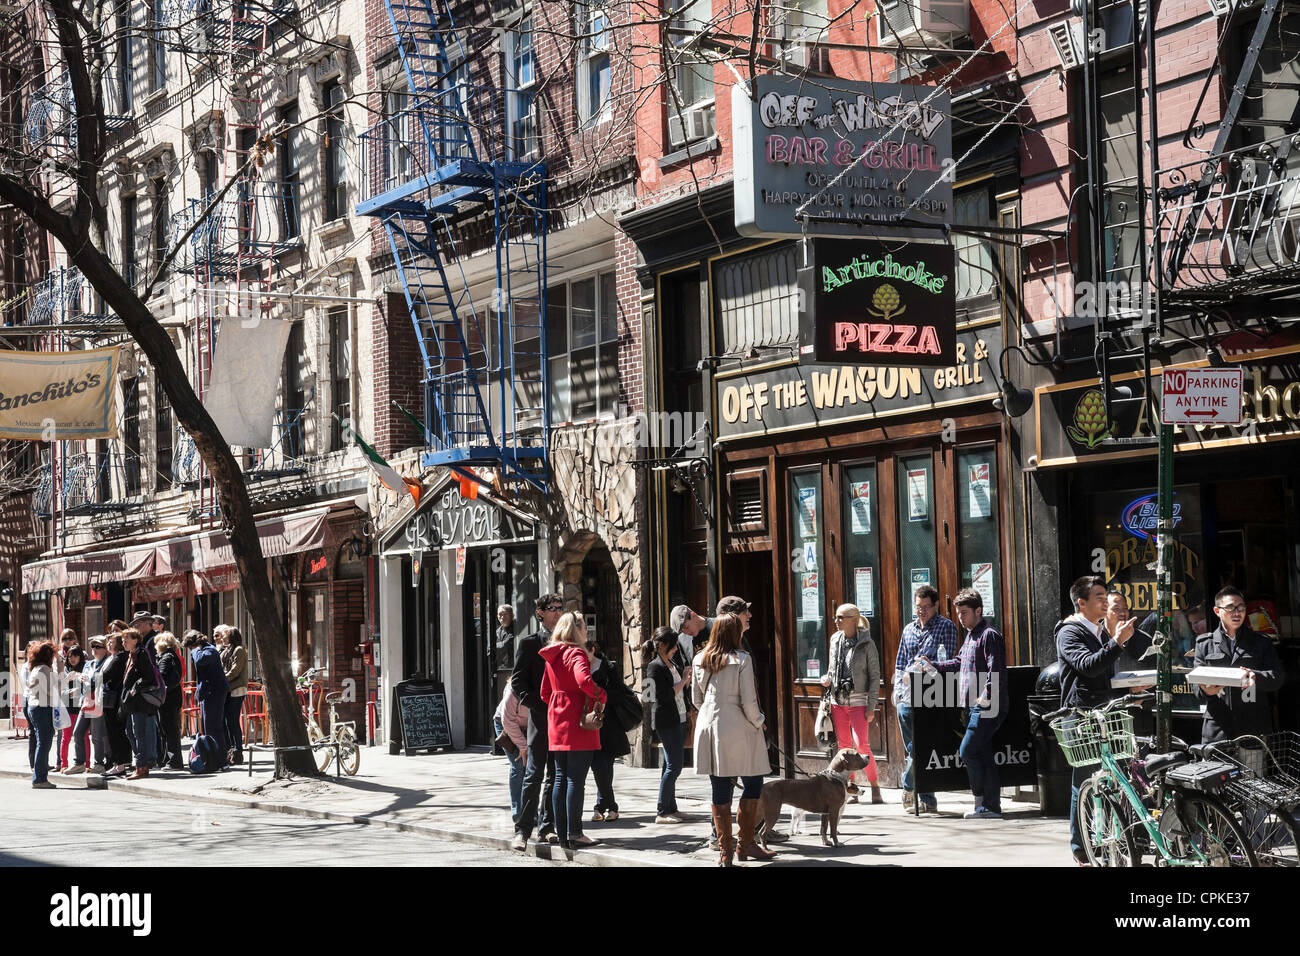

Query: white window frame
548;269;620;424
504;14;539;161
576;1;611;127
773;0;830;67
383;86;415;192
667;0;713;111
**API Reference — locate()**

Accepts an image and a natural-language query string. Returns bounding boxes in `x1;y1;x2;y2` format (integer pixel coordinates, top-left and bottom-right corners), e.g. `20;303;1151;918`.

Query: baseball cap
716;595;751;615
669;605;693;632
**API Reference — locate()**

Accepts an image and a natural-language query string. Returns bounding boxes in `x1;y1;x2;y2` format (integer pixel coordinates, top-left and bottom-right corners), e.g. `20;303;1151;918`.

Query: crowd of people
19;612;251;787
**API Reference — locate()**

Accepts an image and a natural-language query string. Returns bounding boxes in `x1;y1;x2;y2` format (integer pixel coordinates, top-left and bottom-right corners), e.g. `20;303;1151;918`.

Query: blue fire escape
357;0;549;490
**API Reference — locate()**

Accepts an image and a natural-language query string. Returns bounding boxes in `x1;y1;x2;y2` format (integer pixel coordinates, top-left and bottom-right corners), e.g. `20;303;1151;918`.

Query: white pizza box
1111;670;1158;688
1186;666;1249;688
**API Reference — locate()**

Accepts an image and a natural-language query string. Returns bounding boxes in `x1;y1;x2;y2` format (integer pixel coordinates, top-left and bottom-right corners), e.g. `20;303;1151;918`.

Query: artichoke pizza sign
798;238;957;367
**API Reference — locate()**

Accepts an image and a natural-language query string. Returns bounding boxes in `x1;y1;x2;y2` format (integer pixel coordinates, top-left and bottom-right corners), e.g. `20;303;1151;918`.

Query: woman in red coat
539;611;607;849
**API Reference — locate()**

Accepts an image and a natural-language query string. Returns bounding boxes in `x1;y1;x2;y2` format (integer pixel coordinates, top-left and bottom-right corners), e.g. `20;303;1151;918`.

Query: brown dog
756;748;870;849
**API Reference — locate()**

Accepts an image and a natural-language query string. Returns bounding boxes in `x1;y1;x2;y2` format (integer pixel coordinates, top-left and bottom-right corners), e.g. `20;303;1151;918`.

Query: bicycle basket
1049;711;1136;768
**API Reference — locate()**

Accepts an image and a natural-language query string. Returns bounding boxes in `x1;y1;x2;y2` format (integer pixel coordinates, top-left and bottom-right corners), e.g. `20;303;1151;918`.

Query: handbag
495;729;519;757
139;684;166;710
579;696;604;731
607;679;644;732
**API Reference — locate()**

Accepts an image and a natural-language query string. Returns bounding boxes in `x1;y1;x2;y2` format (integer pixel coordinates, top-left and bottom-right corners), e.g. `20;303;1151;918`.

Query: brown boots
736;798;777;862
711;804;735;866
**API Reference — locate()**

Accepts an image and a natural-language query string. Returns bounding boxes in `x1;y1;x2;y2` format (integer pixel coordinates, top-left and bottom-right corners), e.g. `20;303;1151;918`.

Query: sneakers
654;814;677;824
32;780;56;789
536;825;556;843
919;800;939;814
90;763;106;774
590;810;606;823
902;790;915;811
510;832;528;852
666;811;688;823
104;764;129;778
963;806;1002;820
605;810;619;821
63;764;87;775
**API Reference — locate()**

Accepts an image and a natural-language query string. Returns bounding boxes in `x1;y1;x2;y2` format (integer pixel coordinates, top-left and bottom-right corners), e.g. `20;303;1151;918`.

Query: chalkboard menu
911;665;1039;794
394;680;452;754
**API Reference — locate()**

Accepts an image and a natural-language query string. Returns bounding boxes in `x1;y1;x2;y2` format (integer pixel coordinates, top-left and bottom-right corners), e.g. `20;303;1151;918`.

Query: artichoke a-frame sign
797;238;957;368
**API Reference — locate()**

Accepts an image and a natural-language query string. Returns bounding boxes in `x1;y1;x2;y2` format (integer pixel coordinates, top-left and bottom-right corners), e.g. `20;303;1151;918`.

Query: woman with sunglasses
820;603;882;804
538;611;607;849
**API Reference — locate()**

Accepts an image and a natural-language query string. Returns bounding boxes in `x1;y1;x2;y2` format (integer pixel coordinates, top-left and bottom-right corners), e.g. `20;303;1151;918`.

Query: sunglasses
542;604;563;612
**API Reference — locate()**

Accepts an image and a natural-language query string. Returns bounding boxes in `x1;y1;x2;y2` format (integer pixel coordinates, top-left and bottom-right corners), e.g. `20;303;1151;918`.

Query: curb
0;768;704;868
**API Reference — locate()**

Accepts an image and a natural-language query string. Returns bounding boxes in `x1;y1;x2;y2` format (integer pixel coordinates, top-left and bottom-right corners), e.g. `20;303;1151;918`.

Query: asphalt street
0;778;564;867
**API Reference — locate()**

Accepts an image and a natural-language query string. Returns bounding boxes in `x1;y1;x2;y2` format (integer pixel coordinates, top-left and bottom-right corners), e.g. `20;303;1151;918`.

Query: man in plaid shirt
894;584;958;813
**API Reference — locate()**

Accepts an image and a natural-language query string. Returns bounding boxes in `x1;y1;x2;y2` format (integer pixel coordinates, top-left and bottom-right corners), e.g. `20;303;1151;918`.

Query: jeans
552;750;594;843
516;705;554;837
25;704;37;769
710;774;764;805
959;705;1006;812
897;703;934;802
200;693;229;765
830;704;879;784
494;716;524;823
591;750;618;814
1069;764;1090;854
224;693;245;757
30;706;54;784
89;716;108;768
657;722;686;815
126;710;157;769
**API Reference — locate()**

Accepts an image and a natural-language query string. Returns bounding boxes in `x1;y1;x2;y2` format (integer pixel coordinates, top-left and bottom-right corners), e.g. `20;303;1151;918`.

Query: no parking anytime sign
1161;368;1244;425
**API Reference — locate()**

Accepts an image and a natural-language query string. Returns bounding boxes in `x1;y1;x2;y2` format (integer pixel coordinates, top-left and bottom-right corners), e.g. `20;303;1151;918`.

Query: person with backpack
183;630;230;769
120;625;163;780
154;632;186;770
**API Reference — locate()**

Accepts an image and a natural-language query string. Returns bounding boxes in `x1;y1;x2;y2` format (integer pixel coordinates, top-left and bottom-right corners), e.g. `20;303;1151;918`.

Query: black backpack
188;735;221;774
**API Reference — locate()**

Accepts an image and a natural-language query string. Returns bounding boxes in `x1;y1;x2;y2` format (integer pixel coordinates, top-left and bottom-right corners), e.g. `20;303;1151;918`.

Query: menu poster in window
968;463;991;519
907;469;928;521
849;480;871;534
801;572;820;619
910;568;931;591
855;567;875;617
798;486;818;539
972;562;995;617
806;659;821;679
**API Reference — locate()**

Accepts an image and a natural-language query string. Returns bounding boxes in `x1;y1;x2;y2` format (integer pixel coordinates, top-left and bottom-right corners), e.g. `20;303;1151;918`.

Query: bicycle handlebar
1042;692;1154;727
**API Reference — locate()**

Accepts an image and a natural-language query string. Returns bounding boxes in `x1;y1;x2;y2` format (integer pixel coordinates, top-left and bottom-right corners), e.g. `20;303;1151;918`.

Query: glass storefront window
956;447;1002;635
790;469;825;681
842;463;883;656
897;454;937;617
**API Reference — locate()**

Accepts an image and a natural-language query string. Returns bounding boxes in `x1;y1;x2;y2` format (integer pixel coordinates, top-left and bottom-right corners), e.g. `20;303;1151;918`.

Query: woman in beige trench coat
693;613;774;865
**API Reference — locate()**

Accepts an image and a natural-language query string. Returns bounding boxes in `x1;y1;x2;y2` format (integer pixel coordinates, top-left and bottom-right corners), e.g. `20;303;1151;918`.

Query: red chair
242;681;269;745
181;681;199;737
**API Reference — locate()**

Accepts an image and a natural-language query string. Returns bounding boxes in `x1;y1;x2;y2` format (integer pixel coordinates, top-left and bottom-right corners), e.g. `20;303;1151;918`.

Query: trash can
1028;661;1071;817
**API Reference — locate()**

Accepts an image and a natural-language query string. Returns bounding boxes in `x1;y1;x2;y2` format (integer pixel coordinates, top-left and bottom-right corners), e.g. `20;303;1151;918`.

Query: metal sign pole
1155;421;1175;753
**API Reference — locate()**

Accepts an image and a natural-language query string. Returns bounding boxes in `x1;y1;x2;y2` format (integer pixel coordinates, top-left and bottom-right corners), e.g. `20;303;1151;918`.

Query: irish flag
344;420;422;504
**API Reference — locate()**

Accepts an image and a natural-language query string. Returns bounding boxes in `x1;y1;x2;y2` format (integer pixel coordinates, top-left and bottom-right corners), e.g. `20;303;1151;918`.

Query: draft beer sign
798;239;957;367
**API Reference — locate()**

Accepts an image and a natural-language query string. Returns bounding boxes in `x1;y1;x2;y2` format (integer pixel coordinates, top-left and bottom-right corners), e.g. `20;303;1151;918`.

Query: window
154;379;173;490
323;80;347;221
279;102;300;240
149;0;167;92
773;0;830;70
897;453;936;618
953;189;997;301
576;1;611;126
150;176;168;278
122;378;141;496
383;88;413;192
441;60;471;159
200;152;219;197
665;0;714;147
546;271;620;423
790;469;825;681
283;320;306;414
505;17;538;160
121;194;137;287
116;2;133;112
842;463;882;624
956;447;1001;635
329;307;352;451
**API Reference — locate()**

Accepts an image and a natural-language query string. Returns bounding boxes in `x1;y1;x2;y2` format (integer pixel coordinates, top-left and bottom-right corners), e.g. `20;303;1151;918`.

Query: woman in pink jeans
820;603;882;803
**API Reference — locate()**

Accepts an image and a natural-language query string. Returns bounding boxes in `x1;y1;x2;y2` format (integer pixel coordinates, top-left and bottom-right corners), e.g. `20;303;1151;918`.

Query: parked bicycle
1046;694;1256;867
1201;731;1300;867
296;668;360;776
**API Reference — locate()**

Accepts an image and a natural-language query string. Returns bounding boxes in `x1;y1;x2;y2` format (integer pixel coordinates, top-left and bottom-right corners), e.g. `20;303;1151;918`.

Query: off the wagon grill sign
799;238;957;367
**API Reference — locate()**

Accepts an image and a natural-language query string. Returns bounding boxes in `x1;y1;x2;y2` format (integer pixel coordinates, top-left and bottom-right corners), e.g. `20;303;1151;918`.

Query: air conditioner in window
668;103;715;149
878;0;970;47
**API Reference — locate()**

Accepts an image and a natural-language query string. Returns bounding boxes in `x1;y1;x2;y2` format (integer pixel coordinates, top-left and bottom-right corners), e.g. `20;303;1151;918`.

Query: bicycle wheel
337;727;360;776
1235;803;1300;867
1161;792;1257;867
308;721;331;773
1077;774;1138;867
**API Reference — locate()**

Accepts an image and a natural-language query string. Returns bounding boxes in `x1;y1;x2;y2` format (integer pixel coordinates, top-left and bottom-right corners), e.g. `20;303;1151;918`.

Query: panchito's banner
0;346;120;439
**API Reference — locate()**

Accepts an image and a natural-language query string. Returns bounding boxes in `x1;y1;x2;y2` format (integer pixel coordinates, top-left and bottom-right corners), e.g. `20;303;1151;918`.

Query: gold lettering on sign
932;338;987;392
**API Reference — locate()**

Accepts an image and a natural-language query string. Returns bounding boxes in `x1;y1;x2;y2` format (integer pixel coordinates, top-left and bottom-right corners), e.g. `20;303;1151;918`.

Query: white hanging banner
203;317;293;449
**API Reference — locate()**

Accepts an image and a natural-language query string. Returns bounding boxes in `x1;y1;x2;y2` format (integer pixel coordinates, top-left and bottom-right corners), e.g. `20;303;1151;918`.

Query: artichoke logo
868;283;905;321
1066;388;1110;448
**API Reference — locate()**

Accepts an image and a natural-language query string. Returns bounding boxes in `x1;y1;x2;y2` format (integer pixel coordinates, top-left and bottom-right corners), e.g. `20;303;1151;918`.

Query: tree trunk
63;239;316;775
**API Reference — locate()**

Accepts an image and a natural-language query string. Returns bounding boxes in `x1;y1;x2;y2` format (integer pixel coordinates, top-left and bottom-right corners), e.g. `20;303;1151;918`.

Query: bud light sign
1121;493;1183;541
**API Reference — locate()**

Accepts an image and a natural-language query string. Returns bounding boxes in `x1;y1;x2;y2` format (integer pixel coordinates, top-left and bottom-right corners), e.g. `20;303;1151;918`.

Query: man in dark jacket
1056;575;1136;865
183;630;230;768
510;592;564;851
1193;586;1283;743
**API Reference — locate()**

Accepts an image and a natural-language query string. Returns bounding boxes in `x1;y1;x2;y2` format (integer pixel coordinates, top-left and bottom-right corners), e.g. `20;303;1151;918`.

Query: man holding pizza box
1191;586;1284;744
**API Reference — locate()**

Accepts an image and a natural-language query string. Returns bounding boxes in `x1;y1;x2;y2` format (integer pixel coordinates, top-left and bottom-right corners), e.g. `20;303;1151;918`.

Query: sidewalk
1;734;1072;866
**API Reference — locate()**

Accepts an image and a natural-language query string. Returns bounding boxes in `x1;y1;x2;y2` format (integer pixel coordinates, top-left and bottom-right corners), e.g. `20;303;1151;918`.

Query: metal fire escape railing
23;70;131;150
356;0;549;491
32;444;142;518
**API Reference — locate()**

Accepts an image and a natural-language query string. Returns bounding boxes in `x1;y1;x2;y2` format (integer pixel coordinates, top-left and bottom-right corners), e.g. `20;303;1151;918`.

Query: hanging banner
204;318;294;449
132;573;188;602
0;346;120;439
193;565;241;595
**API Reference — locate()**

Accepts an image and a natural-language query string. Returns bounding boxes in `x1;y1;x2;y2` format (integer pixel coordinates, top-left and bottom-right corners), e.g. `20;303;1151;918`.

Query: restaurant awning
21;507;330;593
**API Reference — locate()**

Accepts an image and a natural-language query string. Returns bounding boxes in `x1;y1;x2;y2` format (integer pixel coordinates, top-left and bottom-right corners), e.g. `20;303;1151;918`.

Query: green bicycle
1046;694;1256;867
